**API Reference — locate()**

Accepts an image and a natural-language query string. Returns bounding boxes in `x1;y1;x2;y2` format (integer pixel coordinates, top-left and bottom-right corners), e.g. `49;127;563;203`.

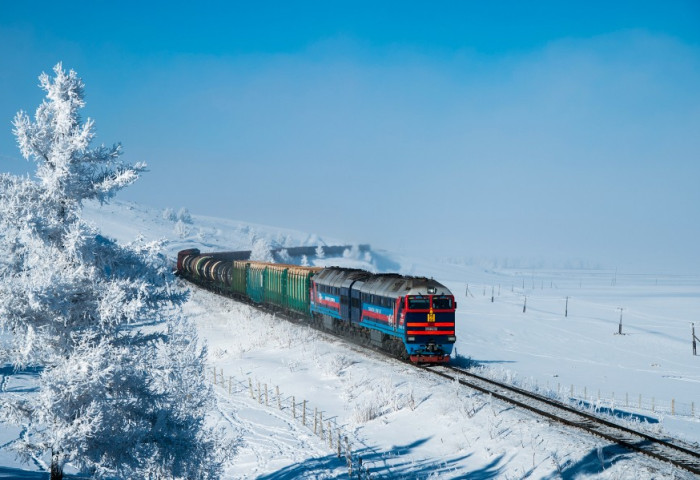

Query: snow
1;200;699;478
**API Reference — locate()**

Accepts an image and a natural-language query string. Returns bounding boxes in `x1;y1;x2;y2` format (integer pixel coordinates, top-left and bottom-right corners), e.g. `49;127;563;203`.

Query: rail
423;364;700;475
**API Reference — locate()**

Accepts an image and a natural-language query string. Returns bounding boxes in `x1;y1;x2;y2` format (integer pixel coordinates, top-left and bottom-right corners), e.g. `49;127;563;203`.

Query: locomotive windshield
432;295;453;309
407;295;430;310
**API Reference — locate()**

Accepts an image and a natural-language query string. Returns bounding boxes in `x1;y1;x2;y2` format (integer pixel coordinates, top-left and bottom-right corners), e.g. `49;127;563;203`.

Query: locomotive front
400;279;456;363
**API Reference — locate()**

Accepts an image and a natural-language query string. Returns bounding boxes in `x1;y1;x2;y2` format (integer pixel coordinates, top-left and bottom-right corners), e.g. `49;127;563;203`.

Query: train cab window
407;295;430;310
432;296;453;309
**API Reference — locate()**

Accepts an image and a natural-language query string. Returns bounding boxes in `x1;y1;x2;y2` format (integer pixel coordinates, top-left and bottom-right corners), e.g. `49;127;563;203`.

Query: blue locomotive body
310;267;456;363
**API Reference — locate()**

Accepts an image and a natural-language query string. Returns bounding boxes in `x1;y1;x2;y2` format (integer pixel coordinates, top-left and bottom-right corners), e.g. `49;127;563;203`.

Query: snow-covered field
2;200;699;478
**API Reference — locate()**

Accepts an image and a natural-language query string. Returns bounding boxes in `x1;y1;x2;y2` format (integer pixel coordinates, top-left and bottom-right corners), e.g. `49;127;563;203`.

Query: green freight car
247;261;321;316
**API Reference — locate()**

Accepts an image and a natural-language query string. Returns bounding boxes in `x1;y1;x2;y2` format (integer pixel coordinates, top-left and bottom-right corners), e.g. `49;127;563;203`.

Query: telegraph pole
693;323;697;356
617;307;624;335
565;296;569;318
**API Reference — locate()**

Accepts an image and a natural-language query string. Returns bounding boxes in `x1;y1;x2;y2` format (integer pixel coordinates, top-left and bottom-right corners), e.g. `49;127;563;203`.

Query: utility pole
693;323;697;356
617;307;624;335
491;286;494;303
565;296;569;318
523;296;527;313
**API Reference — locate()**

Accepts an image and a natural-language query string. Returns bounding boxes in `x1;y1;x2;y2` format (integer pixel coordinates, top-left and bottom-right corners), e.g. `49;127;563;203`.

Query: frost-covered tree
162;207;177;222
0;63;227;479
174;219;190;238
177;207;192;224
315;245;325;259
250;237;274;263
277;248;292;264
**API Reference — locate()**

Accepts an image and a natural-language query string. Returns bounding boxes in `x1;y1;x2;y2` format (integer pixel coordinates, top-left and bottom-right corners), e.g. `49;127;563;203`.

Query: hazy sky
1;1;699;272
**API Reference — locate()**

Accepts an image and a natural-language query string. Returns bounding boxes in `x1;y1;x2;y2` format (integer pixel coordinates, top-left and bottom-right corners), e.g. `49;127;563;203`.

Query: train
176;248;457;363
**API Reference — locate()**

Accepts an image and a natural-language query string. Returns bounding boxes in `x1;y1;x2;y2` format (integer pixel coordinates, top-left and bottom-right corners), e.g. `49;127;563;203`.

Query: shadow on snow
451;354;516;370
0;466;46;479
573;399;659;424
255;437;506;479
544;443;634;480
0;365;43;377
0;364;43;394
0;465;90;479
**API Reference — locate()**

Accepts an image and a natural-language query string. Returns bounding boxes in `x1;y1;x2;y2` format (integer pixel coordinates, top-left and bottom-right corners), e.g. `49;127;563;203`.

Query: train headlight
407;336;416;342
448;336;456;342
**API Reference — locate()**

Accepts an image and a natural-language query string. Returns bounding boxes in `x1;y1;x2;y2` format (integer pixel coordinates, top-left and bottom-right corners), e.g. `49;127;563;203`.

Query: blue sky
1;1;699;272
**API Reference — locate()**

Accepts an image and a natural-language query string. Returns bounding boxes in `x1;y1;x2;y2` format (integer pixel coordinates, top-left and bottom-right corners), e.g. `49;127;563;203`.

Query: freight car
177;248;456;363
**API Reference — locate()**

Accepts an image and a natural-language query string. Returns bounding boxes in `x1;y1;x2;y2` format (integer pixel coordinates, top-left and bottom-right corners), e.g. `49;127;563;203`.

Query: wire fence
208;367;374;479
520;378;698;420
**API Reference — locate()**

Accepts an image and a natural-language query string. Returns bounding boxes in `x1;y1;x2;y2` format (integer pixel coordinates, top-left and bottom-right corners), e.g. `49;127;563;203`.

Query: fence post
346;437;352;476
320;411;324;440
303;400;307;426
220;368;224;385
328;422;332;448
639;394;642;409
337;431;341;458
264;384;268;406
249;377;253;399
212;367;217;385
652;397;655;412
314;407;318;434
257;381;261;404
229;376;232;396
292;396;296;419
277;386;281;410
625;392;628;407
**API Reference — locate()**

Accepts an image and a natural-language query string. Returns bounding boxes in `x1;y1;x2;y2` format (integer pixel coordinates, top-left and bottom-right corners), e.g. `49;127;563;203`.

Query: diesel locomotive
177;248;456;363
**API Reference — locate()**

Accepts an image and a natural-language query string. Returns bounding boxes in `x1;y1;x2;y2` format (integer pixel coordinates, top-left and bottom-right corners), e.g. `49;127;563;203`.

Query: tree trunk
51;453;63;480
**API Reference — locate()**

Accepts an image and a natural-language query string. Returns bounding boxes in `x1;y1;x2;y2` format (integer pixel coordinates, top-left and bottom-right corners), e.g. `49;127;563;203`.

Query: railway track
423;364;700;476
183;278;700;475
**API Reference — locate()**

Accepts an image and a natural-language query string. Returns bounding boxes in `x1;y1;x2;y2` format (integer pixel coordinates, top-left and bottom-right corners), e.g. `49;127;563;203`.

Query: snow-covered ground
2;200;699;478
